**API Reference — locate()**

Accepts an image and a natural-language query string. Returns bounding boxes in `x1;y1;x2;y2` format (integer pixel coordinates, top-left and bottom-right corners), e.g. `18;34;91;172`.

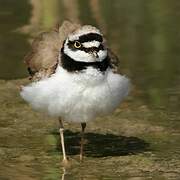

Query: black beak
92;51;99;58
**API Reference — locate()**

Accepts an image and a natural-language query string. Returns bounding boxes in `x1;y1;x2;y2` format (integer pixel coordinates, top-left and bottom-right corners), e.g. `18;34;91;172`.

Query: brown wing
107;48;119;73
102;37;119;73
24;21;81;81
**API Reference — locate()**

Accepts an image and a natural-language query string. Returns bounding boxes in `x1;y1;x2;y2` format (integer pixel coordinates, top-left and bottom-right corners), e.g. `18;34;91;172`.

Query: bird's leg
59;118;68;164
80;122;86;161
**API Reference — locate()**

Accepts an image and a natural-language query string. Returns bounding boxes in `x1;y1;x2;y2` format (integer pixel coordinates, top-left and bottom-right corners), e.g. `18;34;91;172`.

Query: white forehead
68;25;102;41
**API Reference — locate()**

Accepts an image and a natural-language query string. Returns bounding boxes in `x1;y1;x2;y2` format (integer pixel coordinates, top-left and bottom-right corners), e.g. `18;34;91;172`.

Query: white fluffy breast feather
20;66;130;123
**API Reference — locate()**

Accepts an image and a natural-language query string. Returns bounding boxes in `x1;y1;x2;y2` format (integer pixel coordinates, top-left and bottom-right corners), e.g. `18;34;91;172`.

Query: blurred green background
0;0;180;111
0;0;180;179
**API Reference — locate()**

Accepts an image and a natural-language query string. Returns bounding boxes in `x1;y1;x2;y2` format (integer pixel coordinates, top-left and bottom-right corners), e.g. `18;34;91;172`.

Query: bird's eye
74;41;81;48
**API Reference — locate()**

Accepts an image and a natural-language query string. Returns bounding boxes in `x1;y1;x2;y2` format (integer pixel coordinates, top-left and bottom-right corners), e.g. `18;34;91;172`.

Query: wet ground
0;0;180;179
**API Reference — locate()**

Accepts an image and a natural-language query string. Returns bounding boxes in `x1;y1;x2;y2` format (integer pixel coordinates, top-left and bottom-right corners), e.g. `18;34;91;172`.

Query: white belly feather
20;66;130;122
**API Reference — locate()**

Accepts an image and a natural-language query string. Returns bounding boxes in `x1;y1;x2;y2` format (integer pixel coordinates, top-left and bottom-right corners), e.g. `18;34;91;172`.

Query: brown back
24;21;81;81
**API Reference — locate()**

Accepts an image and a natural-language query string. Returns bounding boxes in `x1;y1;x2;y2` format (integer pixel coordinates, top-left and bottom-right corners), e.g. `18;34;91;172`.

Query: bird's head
62;25;107;63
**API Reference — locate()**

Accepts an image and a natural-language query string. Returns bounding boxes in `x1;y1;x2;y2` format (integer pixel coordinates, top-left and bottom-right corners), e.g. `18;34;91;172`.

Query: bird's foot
61;157;70;167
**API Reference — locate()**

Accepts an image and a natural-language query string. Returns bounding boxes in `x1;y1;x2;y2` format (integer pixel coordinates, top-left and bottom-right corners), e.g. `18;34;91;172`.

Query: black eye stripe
86;45;104;52
78;33;103;43
99;44;104;50
81;45;104;53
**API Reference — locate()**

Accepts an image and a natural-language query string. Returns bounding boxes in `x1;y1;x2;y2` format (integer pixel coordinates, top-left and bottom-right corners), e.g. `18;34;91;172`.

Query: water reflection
61;168;65;180
51;130;149;157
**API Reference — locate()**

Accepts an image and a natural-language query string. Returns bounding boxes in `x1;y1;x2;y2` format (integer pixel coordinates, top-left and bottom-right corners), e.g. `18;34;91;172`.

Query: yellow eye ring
74;41;81;48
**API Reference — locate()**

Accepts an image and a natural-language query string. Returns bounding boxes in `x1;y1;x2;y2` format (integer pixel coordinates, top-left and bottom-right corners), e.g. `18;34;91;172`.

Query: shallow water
0;0;180;179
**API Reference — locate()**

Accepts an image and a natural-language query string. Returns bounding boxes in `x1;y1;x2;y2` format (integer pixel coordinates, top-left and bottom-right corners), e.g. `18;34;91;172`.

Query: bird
20;21;130;164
